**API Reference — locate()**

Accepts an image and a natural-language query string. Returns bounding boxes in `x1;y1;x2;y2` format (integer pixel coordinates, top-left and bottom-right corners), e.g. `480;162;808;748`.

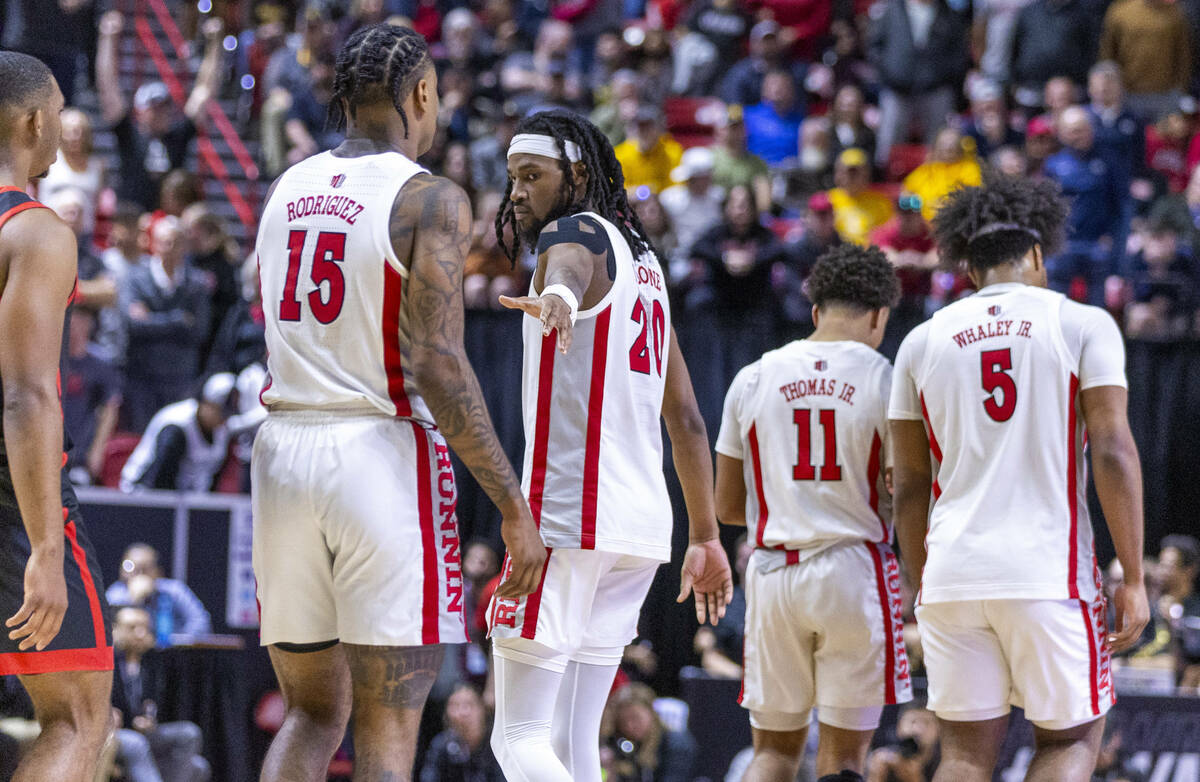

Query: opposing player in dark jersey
0;52;114;781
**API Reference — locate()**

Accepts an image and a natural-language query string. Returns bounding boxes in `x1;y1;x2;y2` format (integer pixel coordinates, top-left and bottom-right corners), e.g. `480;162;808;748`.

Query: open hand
678;539;733;626
1108;579;1150;653
7;547;67;651
496;509;547;600
499;293;575;353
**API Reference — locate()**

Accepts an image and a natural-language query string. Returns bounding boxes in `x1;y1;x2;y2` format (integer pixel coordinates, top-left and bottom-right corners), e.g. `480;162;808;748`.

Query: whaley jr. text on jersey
950;319;1033;349
778;377;857;406
285;193;366;225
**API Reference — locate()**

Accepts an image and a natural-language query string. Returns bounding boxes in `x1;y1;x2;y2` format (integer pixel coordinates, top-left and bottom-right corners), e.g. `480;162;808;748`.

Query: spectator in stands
717;20;806;110
1023;115;1057;175
779;193;841;338
828;147;894;245
758;0;830;62
1124;217;1198;339
463;541;500;643
1043;105;1126;305
41;108;104;239
181;204;242;366
471;101;521;193
867;0;969;168
778;116;834;211
630;189;682;284
963;80;1023;161
107;543;213;638
62;307;122;486
464;191;524;310
1088;61;1146;186
829;83;876;170
1037;75;1079;128
972;0;1037;88
743;69;806;167
1100;0;1192;122
677;0;751;96
1157;535;1200;633
122;217;213;431
871;192;939;352
1;0;95;105
990;145;1029;178
48;187;116;315
692;534;750;678
867;704;941;782
419;684;503;782
500;19;581;114
902;125;984;220
601;683;697;782
660;147;724;266
120;372;236;494
283;54;343;164
111;607;212;782
262;5;335;96
1145;105;1196;196
709;105;772;214
614;105;684;194
1009;0;1098;112
591;70;643;146
97;11;227;212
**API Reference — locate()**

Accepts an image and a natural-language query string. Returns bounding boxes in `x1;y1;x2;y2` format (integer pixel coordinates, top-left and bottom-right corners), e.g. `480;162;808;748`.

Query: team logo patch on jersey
814;360;827;371
331;174;346;188
988;305;1002;317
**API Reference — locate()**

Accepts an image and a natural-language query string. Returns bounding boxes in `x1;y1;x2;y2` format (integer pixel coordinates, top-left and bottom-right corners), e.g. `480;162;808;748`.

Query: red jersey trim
748;423;769;547
382;263;414;418
412;422;440;644
0;200;46;234
528;333;556;525
580;306;612;549
867;430;886;542
1067;373;1080;600
919;392;943;500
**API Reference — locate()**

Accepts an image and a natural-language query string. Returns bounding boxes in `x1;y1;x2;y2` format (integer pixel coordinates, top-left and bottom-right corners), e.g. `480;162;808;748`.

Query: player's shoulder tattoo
389;174;471;257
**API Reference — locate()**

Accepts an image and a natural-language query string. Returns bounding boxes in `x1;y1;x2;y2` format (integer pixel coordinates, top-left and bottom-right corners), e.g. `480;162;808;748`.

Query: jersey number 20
279;229;347;324
629;298;666;377
981;348;1017;422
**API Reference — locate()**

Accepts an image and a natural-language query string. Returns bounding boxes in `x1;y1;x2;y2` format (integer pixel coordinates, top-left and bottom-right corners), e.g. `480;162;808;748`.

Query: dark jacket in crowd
867;0;969;95
112;651;165;728
1009;0;1099;90
690;222;788;316
123;263;213;384
1043;146;1126;243
419;730;505;782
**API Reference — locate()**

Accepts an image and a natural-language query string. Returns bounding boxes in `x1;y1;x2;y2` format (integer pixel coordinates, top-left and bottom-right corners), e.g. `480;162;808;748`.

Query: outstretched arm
97;11;128;126
0;213;78;650
662;327;732;625
399;176;545;599
184;17;227;123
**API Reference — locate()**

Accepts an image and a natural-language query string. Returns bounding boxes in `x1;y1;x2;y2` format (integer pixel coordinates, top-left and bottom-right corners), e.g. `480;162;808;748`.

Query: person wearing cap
866;0;969;168
614;104;684;193
869;192;938;354
121;217;214;432
718;19;807;109
827;148;894;245
119;373;237;493
744;70;806;166
660;147;724;268
710;105;773;211
902;126;983;221
1023;115;1057;175
97;11;228;212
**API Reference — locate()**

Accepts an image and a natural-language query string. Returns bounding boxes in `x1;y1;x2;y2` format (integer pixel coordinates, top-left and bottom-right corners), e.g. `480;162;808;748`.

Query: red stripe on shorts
748;423;769;547
867;542;897;704
1079;599;1100;715
65;517;106;650
412;422;440;644
520;550;552;639
581;307;612;549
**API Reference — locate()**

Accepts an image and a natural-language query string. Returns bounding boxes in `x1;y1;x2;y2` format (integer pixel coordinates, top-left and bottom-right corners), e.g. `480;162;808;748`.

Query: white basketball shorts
916;597;1113;730
486;548;660;671
740;541;913;732
252;410;467;647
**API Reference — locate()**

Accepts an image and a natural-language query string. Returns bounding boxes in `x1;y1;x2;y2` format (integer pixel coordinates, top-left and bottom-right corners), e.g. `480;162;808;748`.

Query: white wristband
540;283;579;326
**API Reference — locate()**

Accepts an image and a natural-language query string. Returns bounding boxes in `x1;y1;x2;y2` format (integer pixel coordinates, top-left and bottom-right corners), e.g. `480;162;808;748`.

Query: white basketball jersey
716;340;893;561
256;151;433;422
521;213;673;562
889;283;1127;605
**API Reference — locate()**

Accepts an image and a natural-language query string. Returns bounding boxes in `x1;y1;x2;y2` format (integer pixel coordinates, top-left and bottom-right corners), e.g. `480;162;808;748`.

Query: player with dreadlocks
889;172;1148;782
485;109;732;782
252;24;544;781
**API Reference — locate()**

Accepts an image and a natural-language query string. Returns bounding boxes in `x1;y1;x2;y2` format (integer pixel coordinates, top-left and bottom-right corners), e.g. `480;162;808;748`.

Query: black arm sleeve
137;425;188;491
537;214;615;279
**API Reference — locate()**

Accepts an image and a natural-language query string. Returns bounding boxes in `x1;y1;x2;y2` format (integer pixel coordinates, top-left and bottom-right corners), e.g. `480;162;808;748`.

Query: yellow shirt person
614;106;684;194
828;148;895;244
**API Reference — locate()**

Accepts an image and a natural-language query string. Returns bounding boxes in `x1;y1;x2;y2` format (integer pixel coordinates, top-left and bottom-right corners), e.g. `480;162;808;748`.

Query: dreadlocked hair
806;244;900;311
327;24;431;138
495;109;661;266
931;171;1068;273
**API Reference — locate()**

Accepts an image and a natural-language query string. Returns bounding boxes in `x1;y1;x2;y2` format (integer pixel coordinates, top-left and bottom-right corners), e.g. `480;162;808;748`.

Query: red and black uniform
0;187;112;675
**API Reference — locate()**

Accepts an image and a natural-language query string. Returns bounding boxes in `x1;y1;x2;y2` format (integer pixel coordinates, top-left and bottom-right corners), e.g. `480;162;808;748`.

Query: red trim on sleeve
867;542;898;705
528;333;556;525
1066;373;1080;600
748;423;769;547
382;264;414;418
580;307;612;549
412;422;440;644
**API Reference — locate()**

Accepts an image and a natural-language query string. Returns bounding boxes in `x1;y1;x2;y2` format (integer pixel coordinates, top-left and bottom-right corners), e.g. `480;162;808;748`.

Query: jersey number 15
279;229;347;324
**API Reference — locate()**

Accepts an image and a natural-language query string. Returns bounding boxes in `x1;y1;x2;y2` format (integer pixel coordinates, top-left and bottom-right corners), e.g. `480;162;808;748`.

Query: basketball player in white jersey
715;245;911;782
251;25;545;781
889;173;1149;782
482;109;733;782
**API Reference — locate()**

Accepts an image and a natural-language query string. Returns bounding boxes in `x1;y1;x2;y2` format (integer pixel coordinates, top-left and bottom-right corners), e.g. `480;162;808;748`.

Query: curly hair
805;244;900;311
327;24;432;138
931;171;1067;273
495;109;660;266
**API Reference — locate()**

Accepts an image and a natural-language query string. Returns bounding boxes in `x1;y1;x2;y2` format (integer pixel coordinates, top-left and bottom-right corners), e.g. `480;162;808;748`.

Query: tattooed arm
395;175;545;599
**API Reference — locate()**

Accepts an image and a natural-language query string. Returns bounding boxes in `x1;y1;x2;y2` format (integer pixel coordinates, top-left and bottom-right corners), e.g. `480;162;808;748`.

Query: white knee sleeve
491;652;572;782
551;659;620;782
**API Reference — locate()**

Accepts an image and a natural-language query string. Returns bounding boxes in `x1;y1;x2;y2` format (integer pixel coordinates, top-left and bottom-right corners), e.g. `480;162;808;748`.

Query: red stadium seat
664;97;724;149
99;433;142;488
886;144;928;182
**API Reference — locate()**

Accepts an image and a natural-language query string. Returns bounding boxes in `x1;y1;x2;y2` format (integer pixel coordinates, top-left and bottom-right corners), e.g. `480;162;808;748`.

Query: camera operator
866;705;940;782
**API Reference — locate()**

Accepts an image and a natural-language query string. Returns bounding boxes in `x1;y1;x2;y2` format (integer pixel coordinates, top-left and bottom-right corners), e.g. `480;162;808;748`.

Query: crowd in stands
3;0;1200;778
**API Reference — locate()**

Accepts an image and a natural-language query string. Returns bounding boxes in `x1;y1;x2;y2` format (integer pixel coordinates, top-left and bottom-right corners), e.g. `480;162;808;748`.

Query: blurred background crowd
1;0;1200;779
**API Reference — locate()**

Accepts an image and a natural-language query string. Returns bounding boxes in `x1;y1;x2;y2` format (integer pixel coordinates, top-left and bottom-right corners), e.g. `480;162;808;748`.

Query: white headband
507;133;582;163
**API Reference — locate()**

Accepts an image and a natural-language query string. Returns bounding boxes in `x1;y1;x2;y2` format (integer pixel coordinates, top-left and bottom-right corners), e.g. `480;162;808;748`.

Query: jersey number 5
794;409;841;481
981;348;1017;422
629;298;666;377
279;229;347;324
